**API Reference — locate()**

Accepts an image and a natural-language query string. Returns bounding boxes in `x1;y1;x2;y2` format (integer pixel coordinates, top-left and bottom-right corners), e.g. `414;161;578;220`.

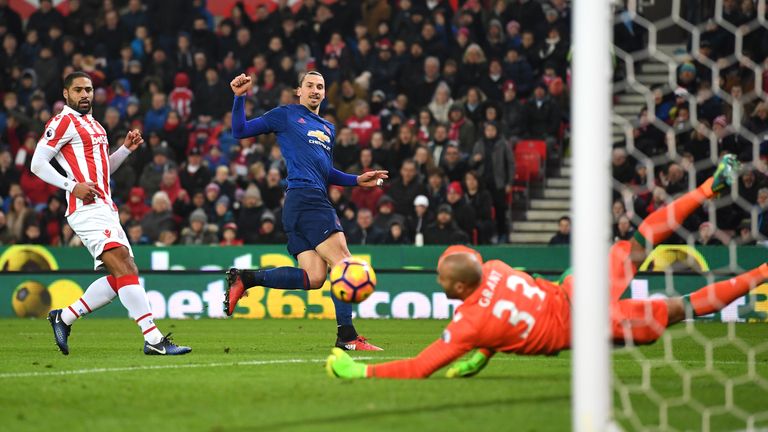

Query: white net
610;0;768;430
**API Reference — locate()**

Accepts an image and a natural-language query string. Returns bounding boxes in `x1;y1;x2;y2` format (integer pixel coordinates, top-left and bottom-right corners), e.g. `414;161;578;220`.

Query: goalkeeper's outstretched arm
327;339;472;379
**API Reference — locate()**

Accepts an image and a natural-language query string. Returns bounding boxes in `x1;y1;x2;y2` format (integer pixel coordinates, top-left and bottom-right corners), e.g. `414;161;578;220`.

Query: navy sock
337;324;358;342
332;293;354;327
240;267;309;290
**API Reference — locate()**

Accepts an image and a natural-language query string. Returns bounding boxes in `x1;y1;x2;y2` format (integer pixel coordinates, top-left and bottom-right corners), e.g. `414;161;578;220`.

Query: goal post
571;0;614;430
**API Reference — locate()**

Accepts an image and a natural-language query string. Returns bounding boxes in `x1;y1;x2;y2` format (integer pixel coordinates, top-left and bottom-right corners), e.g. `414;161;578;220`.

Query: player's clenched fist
123;129;143;152
230;73;252;96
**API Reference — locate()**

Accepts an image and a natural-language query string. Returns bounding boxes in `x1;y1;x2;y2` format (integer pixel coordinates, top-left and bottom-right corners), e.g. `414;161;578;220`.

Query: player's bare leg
100;247;191;355
316;232;382;351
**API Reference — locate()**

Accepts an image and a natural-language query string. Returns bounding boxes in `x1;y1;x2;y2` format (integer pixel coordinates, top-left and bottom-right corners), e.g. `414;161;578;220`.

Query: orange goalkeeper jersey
368;260;572;379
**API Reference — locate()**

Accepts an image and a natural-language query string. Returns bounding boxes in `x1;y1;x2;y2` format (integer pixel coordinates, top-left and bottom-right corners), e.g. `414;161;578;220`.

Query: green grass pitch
1;318;767;431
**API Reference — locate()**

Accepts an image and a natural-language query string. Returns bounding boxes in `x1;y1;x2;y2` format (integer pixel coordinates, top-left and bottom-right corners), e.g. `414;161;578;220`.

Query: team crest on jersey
104;229;112;238
323;125;331;134
297;117;306;124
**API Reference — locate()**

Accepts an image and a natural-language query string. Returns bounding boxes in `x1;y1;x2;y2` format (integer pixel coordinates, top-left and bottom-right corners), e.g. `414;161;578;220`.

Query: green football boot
711;154;740;195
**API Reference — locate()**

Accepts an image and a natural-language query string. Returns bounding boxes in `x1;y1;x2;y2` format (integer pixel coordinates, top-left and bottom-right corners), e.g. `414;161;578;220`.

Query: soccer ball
330;258;376;304
12;280;52;318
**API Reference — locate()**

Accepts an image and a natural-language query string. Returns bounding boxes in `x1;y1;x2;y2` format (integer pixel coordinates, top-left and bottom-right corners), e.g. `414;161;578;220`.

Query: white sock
115;276;163;344
61;276;118;325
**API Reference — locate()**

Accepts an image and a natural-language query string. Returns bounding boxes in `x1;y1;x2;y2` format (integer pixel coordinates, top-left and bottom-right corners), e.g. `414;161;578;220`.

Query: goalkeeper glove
326;347;368;379
446;350;490;378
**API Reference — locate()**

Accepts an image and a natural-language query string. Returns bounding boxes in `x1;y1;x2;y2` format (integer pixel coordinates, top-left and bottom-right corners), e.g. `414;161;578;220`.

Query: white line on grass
0;356;401;379
1;355;758;380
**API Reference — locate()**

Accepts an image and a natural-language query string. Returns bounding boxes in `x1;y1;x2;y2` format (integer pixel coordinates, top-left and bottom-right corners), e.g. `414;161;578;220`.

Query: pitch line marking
0;356;402;379
1;355;757;379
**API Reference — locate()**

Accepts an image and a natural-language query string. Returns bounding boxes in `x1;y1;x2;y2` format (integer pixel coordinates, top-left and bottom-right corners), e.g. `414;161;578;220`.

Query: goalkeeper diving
326;155;768;379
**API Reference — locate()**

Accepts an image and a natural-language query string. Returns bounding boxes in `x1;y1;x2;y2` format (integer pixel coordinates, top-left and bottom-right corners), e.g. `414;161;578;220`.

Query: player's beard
67;96;92;115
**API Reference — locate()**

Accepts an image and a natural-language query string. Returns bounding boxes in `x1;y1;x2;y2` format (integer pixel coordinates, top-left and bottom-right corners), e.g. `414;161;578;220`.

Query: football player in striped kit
31;71;190;356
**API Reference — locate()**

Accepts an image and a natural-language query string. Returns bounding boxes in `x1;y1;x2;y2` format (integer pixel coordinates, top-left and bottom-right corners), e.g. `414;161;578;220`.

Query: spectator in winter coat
180;208;218;245
423;204;470;245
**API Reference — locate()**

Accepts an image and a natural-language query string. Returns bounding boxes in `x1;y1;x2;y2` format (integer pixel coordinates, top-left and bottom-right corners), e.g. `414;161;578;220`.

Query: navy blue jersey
260;104;336;191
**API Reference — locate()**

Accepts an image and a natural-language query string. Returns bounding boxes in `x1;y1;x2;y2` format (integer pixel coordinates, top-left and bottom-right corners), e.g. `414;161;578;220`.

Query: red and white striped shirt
38;105;116;215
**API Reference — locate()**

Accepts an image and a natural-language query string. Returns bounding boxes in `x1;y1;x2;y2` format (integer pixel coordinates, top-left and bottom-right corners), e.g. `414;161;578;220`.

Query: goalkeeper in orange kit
326;154;768;379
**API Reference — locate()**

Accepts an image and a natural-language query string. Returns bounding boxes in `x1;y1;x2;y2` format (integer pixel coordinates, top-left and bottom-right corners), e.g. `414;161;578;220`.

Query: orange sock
687;264;768;316
636;178;714;246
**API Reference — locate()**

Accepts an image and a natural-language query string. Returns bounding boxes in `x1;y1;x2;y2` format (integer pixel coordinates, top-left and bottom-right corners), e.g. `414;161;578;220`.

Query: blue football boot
47;309;71;355
143;333;192;355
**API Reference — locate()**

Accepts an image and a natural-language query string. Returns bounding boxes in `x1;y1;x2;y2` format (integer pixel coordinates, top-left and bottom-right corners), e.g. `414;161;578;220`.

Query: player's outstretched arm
109;129;142;174
327;339;470;380
328;168;389;188
446;349;495;378
230;73;271;139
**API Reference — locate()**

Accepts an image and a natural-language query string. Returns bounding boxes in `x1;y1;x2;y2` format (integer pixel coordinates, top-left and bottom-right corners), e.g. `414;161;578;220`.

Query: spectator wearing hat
179;146;212;195
423;204;470;245
447;104;477;156
210;194;234;231
220;222;243;246
202;181;222;215
237;185;268;244
370;39;400;97
471;121;515;239
428;82;454;125
445;180;476;240
501;80;526;140
140;145;177;198
127;186;150;221
406;194;434;241
384;217;411;245
464;170;495;244
372;195;402;232
676;62;699;94
160;110;189;161
181;208;219;245
141;191;176;243
524;81;561;154
257;211;286;244
347;207;385;245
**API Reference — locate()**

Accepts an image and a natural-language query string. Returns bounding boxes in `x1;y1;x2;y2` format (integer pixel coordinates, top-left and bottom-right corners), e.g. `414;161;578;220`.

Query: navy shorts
282;188;343;257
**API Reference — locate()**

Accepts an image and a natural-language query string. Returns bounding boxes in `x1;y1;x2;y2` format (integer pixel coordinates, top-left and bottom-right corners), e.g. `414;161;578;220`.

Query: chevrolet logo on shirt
307;130;331;143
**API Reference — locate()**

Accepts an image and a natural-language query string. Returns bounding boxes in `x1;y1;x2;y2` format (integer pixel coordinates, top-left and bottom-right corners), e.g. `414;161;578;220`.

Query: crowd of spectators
0;0;574;247
611;1;768;246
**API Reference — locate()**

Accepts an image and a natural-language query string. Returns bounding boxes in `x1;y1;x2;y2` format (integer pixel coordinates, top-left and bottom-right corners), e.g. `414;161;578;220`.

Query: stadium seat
515;140;547;162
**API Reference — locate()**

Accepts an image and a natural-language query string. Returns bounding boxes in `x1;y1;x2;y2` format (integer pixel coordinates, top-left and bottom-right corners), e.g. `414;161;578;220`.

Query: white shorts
67;204;133;270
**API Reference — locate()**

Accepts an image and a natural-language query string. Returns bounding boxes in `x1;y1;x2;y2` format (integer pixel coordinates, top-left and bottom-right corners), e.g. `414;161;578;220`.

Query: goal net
605;0;768;430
